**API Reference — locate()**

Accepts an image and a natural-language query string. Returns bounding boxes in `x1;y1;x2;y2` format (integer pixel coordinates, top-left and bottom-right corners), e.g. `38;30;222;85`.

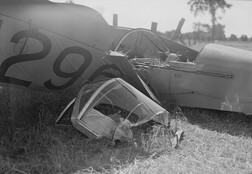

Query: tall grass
0;85;179;173
1;85;252;174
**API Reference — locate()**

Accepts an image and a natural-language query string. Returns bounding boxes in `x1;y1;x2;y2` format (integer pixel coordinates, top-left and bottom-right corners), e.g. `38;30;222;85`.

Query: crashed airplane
1;1;251;143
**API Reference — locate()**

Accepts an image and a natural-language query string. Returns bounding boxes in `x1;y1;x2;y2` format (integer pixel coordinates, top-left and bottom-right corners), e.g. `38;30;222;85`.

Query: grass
189;41;252;52
0;86;176;173
1;86;252;174
215;41;252;51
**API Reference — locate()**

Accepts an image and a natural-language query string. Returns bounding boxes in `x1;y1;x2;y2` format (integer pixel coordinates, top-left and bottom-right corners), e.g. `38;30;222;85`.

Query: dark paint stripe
0;20;3;29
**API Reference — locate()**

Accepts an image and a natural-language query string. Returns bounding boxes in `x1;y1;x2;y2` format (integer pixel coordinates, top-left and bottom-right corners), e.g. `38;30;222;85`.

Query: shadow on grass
171;106;252;138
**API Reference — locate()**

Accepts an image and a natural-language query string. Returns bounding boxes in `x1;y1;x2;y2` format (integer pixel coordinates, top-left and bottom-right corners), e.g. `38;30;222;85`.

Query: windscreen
85;80;156;124
114;29;169;59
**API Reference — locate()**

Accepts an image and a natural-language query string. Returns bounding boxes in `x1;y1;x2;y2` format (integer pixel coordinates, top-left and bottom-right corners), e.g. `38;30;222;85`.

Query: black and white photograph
0;0;252;173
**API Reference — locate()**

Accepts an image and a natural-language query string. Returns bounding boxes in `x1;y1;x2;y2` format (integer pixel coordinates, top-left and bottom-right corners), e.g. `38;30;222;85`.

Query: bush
240;34;248;42
229;34;238;41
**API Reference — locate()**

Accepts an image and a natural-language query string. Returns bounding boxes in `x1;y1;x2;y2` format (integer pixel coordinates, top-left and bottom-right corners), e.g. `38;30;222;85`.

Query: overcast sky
51;0;252;37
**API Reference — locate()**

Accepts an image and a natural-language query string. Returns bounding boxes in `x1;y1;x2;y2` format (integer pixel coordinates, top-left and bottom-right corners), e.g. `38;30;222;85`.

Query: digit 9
44;46;92;90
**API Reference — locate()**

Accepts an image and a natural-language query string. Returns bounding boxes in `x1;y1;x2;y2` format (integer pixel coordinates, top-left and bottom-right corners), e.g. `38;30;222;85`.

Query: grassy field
215;41;252;51
190;41;252;52
1;88;252;174
1;41;252;174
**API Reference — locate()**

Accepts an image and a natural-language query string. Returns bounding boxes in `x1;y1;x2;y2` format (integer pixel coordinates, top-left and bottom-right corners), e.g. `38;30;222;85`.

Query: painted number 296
0;28;92;90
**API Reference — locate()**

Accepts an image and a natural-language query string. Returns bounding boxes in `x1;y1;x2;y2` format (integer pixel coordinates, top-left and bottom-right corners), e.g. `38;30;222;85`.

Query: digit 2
0;29;51;87
44;46;92;90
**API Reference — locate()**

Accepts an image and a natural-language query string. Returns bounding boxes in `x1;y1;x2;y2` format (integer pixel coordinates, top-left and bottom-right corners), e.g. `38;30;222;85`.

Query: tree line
161;0;251;45
162;22;252;45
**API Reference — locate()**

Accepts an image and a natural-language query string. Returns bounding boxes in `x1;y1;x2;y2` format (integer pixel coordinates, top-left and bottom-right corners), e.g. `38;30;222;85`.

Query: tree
229;34;238;41
66;0;74;3
164;30;176;39
192;22;213;42
240;35;248;42
214;23;226;40
188;0;232;42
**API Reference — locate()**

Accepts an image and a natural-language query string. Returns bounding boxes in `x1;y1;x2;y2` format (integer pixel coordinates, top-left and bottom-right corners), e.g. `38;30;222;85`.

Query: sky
51;0;252;37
